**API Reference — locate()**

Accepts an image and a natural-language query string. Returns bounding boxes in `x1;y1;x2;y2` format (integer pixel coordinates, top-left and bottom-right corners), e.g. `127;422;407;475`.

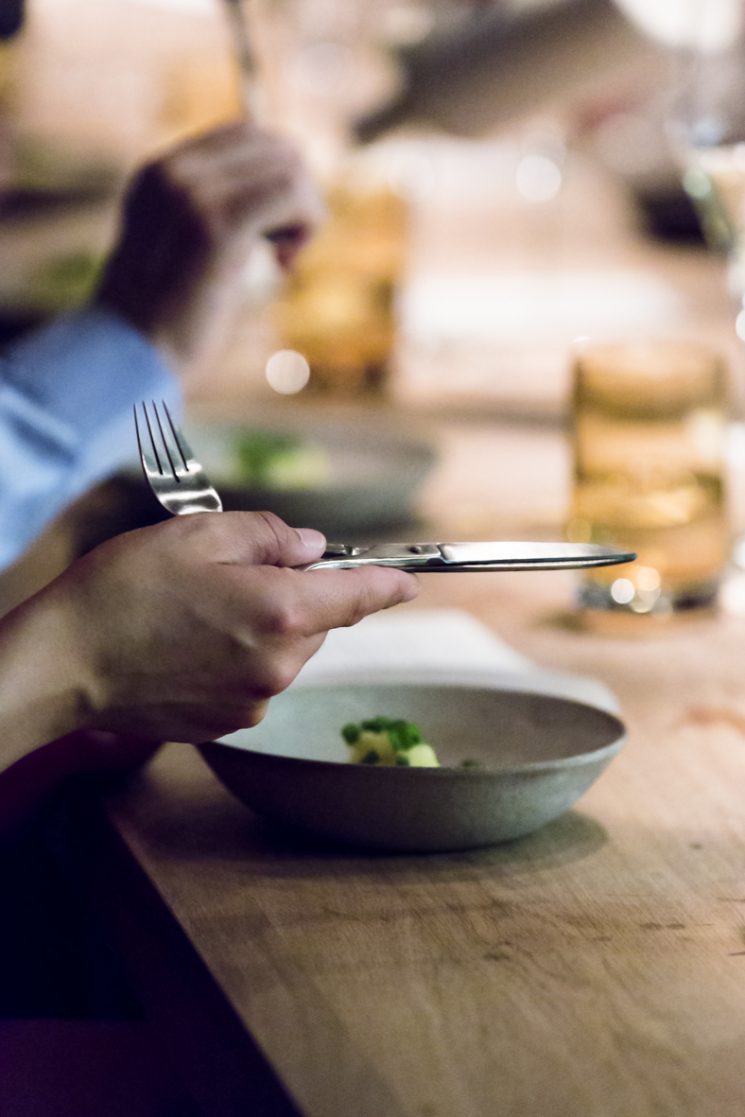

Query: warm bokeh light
265;349;311;394
514;152;562;204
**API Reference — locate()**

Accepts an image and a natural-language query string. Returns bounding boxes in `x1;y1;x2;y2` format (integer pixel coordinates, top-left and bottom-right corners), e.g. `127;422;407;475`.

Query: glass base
577;578;720;617
717;569;745;617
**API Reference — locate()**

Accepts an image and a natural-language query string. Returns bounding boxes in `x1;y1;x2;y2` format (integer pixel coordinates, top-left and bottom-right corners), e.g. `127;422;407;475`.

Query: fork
133;403;634;574
134;400;223;516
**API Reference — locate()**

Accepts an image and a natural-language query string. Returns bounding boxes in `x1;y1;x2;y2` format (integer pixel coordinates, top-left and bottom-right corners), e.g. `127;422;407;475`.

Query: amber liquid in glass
274;178;408;396
568;341;728;613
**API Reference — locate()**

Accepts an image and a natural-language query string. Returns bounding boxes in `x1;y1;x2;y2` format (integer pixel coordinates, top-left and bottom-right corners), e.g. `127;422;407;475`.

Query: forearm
0;588;88;772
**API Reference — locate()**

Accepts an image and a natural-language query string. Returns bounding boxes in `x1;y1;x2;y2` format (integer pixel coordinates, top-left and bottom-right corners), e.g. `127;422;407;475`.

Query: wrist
0;584;92;773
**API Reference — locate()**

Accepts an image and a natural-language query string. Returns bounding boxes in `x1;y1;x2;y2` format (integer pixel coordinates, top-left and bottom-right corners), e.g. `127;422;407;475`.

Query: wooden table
4;5;745;1109
53;414;745;1117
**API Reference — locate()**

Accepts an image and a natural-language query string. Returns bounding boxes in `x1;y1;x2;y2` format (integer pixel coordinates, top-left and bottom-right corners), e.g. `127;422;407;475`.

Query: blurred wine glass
618;0;745;313
667;11;745;333
663;2;745;596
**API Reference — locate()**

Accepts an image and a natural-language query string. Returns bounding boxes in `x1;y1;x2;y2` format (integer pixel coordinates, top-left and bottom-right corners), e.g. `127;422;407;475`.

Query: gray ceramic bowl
198;682;626;852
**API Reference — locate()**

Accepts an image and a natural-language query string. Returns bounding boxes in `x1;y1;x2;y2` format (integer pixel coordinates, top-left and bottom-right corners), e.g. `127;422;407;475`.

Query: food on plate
341;717;440;767
232;430;329;489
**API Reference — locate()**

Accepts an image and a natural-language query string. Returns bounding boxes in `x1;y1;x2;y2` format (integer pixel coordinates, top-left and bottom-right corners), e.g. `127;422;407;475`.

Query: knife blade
305;541;636;572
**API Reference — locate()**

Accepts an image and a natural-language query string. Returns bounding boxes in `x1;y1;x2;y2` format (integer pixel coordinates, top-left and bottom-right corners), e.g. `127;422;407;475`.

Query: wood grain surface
5;6;745;1112
89;558;745;1117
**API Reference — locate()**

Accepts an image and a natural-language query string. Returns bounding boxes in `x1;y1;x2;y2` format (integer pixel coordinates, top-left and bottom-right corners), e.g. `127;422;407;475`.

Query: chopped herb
360;716;390;732
388;720;423;751
342;717;440;767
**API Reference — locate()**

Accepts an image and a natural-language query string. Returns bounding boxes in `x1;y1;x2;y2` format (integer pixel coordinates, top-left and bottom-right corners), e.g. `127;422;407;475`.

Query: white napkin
297;608;619;714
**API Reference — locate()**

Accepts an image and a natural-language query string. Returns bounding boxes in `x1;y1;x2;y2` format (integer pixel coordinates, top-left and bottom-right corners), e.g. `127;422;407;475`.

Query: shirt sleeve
0;306;181;570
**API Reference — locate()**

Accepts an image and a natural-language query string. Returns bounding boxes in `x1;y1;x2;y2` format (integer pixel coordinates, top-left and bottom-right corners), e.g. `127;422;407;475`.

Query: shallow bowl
198;681;626;852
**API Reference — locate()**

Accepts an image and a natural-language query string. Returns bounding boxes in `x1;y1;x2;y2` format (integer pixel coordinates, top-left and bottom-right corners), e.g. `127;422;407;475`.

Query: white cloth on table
297;607;619;713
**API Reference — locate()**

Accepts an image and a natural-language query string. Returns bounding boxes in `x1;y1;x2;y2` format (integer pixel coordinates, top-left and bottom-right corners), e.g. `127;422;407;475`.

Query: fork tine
134;401;163;475
161;399;192;471
134;399;224;515
149;399;181;478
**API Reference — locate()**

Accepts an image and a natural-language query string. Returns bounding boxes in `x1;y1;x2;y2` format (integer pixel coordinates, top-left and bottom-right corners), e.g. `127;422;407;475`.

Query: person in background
0;119;321;569
0;119;420;829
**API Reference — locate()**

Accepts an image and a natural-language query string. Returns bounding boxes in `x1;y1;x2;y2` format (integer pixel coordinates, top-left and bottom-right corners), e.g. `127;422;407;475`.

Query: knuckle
263;597;305;639
253;662;297;700
255;571;309;638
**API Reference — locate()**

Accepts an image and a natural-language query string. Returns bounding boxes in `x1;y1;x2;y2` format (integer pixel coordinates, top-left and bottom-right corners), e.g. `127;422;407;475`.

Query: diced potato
348;730;397;766
342;718;440;767
397;743;440;768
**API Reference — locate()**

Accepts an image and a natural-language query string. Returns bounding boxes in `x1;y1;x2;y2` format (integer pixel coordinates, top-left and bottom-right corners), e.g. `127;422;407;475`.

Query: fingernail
296;527;326;551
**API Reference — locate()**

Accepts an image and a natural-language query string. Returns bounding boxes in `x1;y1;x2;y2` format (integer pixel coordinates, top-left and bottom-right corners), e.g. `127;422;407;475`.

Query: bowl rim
198;682;627;778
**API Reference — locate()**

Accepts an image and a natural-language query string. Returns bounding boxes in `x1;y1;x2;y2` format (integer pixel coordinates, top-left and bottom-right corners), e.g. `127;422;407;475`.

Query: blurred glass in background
568;338;728;616
247;0;426;396
0;0;733;411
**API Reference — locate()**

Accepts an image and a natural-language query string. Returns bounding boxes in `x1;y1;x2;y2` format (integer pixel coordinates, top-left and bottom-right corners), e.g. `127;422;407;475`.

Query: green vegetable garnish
388;720;423;751
360;716;390;732
341;717;440;768
358;716;423;748
232;430;329;490
235;431;300;484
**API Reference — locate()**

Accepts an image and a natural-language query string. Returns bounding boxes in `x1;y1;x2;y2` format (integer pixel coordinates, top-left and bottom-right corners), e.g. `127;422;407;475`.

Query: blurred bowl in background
114;416;436;537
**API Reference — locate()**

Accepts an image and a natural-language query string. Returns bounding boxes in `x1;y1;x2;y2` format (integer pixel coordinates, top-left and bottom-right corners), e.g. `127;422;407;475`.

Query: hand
94;120;324;382
7;511;418;749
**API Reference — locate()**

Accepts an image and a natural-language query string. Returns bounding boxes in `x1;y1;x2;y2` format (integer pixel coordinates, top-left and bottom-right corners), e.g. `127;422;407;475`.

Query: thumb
226;511;326;568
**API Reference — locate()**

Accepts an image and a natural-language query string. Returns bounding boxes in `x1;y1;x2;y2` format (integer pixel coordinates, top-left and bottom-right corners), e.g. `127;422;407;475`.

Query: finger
171;133;303;180
187;164;324;240
231;512;327;566
166;510;327;567
161;118;278;161
213;560;419;645
289;565;420;634
164;125;309;197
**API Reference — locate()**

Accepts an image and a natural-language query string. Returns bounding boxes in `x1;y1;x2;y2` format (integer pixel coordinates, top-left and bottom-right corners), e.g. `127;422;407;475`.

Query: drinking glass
567;339;728;616
249;0;413;396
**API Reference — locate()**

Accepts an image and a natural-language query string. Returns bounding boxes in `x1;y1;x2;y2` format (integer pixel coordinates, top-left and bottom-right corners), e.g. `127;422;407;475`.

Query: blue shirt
0;306;180;570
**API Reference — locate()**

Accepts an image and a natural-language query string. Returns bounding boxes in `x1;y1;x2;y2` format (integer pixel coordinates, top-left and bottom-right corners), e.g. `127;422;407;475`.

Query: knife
304;541;636;572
